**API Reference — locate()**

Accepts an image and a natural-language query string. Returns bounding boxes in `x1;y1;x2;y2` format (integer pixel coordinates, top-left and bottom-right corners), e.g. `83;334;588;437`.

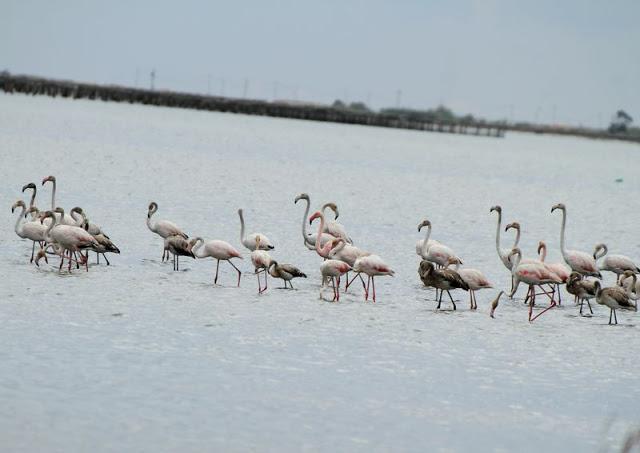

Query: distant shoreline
1;73;638;145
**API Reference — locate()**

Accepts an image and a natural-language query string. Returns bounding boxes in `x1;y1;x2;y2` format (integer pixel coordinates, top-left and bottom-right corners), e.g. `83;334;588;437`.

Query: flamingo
41;176;75;225
490;206;522;294
41;211;98;272
489;291;504;318
78;215;119;265
319;259;351;302
320;202;353;244
621;271;640;299
11;200;47;262
418;219;461;268
21;182;38;219
294;193;336;250
593;243;639;283
238;208;275;251
566;272;597;315
509;248;562;322
416;219;441;257
352;254;394;303
308;210;339;259
327;238;370;290
147;202;188;262
251;236;272;293
551;203;602;278
446;257;492;310
593;275;638;325
537;240;571;304
164;235;195;271
268;261;307;289
191;237;243;286
418;260;469;310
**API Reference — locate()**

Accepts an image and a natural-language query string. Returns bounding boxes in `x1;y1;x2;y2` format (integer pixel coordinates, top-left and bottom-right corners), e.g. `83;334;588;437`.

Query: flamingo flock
10;181;639;325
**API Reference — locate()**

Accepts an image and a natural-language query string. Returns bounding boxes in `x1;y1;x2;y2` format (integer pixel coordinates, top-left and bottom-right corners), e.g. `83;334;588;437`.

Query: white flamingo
294;193;336;250
41;210;98;272
352;254;394;303
251;236;272;293
418;219;461;267
551;203;601;278
191;237;243;286
238;208;274;251
147;202;188;262
11;200;47;262
509;248;563;322
41;176;76;225
593;243;639;283
416;219;441;257
446;257;492;310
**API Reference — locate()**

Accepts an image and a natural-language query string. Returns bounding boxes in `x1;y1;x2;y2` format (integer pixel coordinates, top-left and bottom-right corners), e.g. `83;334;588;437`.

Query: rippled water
1;93;639;452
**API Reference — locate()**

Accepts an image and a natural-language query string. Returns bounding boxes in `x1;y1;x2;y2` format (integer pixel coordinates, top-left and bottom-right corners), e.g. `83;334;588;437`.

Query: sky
2;0;639;127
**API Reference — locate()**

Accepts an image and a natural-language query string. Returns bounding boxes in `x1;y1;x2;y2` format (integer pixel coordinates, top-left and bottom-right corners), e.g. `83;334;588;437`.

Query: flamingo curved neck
594;244;608;260
558;208;567;260
44;215;57;243
49;180;56;211
314;214;328;256
420;225;432;257
14;206;26;235
494;211;503;259
299;198;311;244
539;244;547;262
512;227;521;248
146;208;157;233
191;239;205;258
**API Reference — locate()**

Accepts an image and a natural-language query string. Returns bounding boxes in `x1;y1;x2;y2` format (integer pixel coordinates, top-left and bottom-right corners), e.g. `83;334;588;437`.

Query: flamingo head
148;202;158;217
592;243;607;260
71;206;85;217
294;193;309;204
11;200;25;213
54;207;65;216
309;211;322;224
418;260;434;276
504;222;520;232
189;237;203;248
417;219;431;232
330;237;345;249
537;241;546;254
25;206;39;218
322;202;339;220
42;175;55;185
269;260;278;270
22;182;36;192
489;291;504;318
508;247;522;260
41;210;54;224
551;203;565;213
489;205;501;214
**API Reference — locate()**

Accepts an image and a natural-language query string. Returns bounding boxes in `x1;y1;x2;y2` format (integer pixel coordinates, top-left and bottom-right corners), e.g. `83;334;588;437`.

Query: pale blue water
1;93;639;452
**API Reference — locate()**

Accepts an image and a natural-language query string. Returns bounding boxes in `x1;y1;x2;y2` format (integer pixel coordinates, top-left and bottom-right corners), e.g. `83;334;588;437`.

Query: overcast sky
2;0;639;126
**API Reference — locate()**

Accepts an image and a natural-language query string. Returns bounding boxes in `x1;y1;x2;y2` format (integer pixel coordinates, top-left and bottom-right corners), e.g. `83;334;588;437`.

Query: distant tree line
332;101;479;124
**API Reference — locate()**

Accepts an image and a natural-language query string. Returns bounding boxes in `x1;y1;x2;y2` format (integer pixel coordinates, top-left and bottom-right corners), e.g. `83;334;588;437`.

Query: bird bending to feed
164;235;194;271
327;238;370;291
418;260;469;310
41;210;98;272
352;254;394;303
147;202;188;262
593;243;639;283
294;193;336;250
268;260;307;289
418;219;461;268
565;272;597;315
319;259;351;302
446;257;492;310
238;208;274;251
251;236;272;293
191;237;243;286
509;248;562;322
489;291;504;318
12;200;47;263
594;273;638;325
551;203;601;278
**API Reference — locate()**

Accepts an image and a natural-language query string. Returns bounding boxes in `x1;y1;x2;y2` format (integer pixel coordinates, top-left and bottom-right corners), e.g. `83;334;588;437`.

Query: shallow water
1;93;639;452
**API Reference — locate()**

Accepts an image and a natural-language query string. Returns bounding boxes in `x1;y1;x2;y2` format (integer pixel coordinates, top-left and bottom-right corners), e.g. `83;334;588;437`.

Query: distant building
609;110;633;133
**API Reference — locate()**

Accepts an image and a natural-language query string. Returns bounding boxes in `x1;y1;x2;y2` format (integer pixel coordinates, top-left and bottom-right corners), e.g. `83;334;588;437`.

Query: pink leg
228;260;242;287
364;275;370;301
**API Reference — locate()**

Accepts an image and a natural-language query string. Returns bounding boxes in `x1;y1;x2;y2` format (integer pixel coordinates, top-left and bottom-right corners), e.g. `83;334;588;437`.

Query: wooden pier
0;73;505;138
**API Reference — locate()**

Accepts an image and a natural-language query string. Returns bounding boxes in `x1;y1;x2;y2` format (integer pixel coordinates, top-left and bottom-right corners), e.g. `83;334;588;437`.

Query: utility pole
150;69;156;91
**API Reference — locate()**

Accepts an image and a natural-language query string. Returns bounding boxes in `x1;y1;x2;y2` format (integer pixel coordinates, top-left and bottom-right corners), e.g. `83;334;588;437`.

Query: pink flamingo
352;255;394;303
446;257;492;310
308;211;337;258
538;240;570;304
191;237;243;286
319;259;351;302
509;248;563;322
41;211;98;272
